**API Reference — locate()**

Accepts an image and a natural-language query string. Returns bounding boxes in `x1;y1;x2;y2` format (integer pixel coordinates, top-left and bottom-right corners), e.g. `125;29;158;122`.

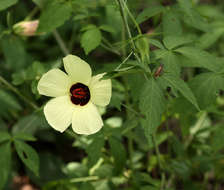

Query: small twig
53;30;69;56
115;51;133;71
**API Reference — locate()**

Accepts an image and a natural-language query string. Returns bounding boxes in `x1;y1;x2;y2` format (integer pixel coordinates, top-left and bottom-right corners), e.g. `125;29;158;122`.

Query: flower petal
63;54;92;85
72;102;103;135
37;69;71;97
44;96;75;132
89;73;112;106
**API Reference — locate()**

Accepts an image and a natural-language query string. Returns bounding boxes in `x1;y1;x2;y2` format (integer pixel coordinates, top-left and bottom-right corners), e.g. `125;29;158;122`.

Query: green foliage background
1;0;224;189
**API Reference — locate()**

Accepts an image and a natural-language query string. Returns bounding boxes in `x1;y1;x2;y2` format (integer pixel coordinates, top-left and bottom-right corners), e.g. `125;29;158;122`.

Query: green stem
123;2;142;35
53;30;69;56
152;133;166;190
0;76;39;110
117;0;136;52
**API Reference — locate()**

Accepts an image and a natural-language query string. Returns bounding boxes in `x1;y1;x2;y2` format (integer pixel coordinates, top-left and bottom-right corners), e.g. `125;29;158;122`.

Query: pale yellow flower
37;55;111;135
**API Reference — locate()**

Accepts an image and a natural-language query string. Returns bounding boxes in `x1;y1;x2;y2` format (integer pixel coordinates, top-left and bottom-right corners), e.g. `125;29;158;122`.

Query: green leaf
136;5;164;24
14;140;39;176
160;73;199;110
149;39;165;49
0;142;11;189
162;9;182;37
38;1;72;33
162;51;180;75
86;136;104;167
189;72;224;109
175;46;221;72
0;0;18;11
99;25;116;34
80;183;95;190
177;0;209;32
81;27;102;55
163;35;193;50
0;131;11;143
109;136;127;174
0;89;22;118
13;133;37;142
12;113;49;135
139;78;166;143
0;36;27;70
197;28;224;50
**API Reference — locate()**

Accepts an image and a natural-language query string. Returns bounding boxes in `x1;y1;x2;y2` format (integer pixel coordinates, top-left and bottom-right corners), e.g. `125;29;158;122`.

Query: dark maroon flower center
70;83;90;106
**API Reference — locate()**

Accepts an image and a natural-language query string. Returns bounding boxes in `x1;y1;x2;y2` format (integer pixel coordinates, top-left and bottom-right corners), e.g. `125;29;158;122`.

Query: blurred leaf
109;136;127;174
81;27;102;55
86;136;104;167
0;36;26;70
12;70;27;85
197;28;224;50
14;140;39;176
30;153;65;186
160;73;199;110
0;142;11;189
13;133;37;142
0;131;11;143
175;46;221;72
12;113;49;135
136;5;164;24
0;0;18;11
149;39;165;49
177;0;209;32
189;72;224;109
163;35;193;50
80;183;95;190
0;89;21;118
38;1;72;33
139;78;165;143
162;9;182;37
99;25;116;34
64;162;88;178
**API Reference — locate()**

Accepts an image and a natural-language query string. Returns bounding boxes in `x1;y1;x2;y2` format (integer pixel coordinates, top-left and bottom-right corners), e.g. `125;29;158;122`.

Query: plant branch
53;30;69;56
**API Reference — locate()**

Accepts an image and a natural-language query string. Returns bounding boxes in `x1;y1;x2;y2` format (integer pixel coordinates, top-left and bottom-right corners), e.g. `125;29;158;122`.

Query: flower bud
13;20;39;36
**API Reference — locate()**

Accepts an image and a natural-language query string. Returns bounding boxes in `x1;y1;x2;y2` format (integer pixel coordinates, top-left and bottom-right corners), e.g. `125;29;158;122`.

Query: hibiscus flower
37;55;112;135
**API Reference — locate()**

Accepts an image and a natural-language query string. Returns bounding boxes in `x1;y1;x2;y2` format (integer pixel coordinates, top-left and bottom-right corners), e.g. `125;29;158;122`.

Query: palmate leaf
189;72;224;109
160;73;199;110
0;142;11;189
38;1;72;33
139;78;166;144
14;140;39;176
175;46;221;72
